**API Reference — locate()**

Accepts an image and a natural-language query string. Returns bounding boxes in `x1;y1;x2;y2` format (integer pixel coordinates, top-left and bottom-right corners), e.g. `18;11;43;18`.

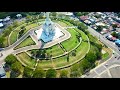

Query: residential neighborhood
79;12;120;48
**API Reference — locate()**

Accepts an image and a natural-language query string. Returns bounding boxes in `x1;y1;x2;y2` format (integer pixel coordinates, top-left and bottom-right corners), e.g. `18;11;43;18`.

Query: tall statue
42;12;55;37
46;12;50;20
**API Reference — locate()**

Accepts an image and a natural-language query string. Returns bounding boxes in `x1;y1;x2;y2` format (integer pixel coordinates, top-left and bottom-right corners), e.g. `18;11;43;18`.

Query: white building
16;14;22;18
0;23;4;28
0;19;3;22
3;16;10;22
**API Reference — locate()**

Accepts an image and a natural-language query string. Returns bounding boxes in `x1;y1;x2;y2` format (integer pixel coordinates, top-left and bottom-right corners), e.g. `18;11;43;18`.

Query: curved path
0;23;71;66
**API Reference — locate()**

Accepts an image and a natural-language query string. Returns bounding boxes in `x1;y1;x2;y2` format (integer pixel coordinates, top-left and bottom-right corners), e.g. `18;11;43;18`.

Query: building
0;23;4;28
0;19;3;23
16;14;22;18
3;16;10;22
0;66;6;78
80;16;88;21
115;39;120;47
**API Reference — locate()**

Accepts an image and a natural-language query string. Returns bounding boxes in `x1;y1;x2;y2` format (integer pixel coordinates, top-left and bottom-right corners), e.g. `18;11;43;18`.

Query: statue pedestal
35;25;64;43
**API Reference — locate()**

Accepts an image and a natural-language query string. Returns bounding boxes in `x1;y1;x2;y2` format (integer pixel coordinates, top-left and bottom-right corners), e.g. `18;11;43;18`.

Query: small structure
0;23;4;28
80;16;88;21
96;22;106;26
84;20;91;25
3;16;10;22
0;19;3;23
16;14;22;18
35;12;64;43
115;39;120;47
0;66;6;78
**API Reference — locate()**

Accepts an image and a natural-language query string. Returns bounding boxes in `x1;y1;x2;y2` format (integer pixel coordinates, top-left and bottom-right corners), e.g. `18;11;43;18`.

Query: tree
79;59;91;73
111;31;118;38
71;50;76;56
13;21;19;28
31;50;37;58
96;26;103;32
26;15;32;22
18;26;26;38
51;12;57;17
5;54;18;65
23;67;33;78
11;61;23;75
85;51;97;64
0;36;5;47
112;24;117;29
33;68;45;78
60;70;68;78
3;25;13;36
70;63;82;77
46;68;57;78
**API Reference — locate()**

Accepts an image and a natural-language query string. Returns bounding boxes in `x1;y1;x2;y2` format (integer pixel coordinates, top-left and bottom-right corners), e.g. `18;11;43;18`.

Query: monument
35;12;64;43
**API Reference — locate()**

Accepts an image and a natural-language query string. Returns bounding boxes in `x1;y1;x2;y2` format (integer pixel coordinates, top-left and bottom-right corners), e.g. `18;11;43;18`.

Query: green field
102;52;109;60
37;29;90;69
52;34;89;68
10;23;27;45
9;19;43;45
14;36;36;50
37;60;53;69
24;23;39;34
16;52;36;68
45;44;64;57
55;20;73;27
13;20;90;70
62;28;79;52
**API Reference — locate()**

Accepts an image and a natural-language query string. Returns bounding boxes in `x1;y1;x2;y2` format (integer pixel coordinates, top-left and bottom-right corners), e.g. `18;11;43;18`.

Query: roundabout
0;12;90;71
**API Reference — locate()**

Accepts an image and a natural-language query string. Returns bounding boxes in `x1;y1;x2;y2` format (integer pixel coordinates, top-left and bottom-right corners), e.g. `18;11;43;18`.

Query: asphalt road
87;26;120;55
81;25;120;78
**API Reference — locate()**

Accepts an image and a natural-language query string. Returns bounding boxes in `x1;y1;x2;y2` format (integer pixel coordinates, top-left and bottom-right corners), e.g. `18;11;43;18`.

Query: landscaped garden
1;12;113;78
16;52;36;68
14;36;36;50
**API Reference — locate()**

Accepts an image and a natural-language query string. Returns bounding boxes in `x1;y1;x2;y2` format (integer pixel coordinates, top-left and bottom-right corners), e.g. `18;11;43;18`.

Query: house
111;37;117;42
16;14;22;18
115;39;120;47
0;23;4;28
80;16;88;21
96;22;106;26
100;28;109;35
3;16;10;22
89;18;95;23
0;19;3;23
0;66;6;78
84;20;91;25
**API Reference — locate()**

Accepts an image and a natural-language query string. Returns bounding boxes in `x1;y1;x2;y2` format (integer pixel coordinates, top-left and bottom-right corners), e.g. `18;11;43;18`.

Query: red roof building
111;37;117;41
80;16;88;21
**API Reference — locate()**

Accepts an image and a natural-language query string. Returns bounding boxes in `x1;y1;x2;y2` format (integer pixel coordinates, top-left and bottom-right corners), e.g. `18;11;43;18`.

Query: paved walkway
0;23;71;66
82;53;120;78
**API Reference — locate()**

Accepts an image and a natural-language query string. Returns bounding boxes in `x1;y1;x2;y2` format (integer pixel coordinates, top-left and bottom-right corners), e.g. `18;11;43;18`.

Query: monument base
35;26;64;43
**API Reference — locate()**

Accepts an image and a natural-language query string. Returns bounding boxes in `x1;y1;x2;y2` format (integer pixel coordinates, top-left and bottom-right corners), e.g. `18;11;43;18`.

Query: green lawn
14;36;36;50
16;52;36;68
37;29;90;69
3;36;9;47
6;71;10;78
13;20;90;70
46;44;64;57
102;52;109;60
37;60;53;69
52;37;89;68
62;28;79;52
9;20;43;45
24;23;39;34
10;23;27;45
54;20;73;27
